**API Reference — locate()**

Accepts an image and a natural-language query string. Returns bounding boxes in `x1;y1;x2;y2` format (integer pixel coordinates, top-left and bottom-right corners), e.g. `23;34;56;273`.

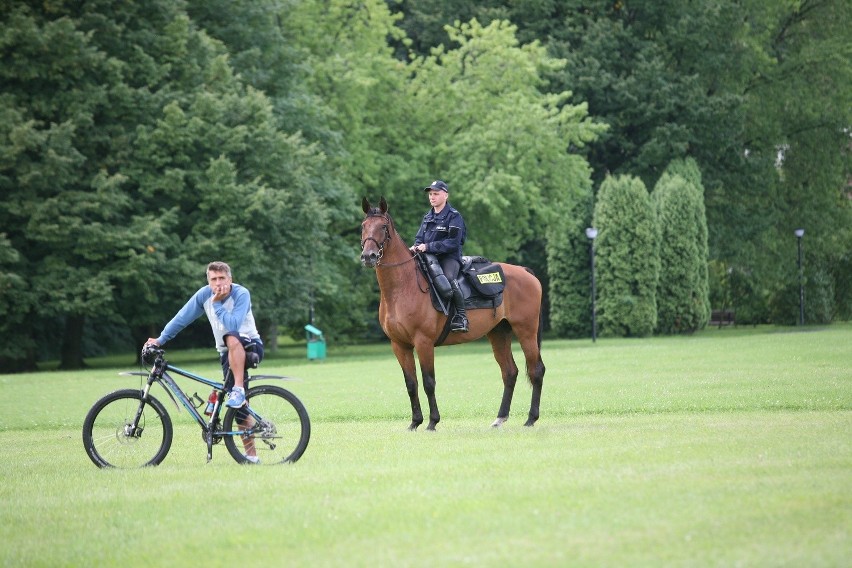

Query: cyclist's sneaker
225;387;246;408
245;455;259;464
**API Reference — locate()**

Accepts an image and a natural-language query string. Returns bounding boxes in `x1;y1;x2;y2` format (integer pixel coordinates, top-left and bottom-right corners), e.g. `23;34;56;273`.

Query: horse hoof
491;417;508;428
523;418;537;427
408;422;420;431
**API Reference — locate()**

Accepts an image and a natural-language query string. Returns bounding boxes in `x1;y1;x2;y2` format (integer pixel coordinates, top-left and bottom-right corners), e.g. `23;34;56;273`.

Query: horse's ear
361;197;371;214
379;196;388;214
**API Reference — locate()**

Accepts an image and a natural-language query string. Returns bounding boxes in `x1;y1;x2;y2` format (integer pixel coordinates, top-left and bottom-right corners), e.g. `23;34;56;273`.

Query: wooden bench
710;309;735;327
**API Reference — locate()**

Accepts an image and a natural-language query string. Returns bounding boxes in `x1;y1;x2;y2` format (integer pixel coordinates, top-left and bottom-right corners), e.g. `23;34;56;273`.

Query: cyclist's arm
213;284;251;332
155;287;209;345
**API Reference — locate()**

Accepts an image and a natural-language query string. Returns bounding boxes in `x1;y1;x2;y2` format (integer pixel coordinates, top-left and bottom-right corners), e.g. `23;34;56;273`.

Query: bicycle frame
124;351;298;462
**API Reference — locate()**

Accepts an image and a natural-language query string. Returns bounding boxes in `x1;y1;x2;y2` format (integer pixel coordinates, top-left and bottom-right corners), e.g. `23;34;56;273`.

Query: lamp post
585;227;598;342
794;229;804;326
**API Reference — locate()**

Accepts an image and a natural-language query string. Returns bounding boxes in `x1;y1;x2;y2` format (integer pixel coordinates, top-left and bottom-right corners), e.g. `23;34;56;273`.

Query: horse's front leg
414;341;440;430
391;341;423;430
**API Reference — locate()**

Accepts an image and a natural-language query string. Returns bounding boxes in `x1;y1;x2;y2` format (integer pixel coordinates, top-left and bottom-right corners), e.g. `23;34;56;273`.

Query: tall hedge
663;158;711;326
547;182;595;338
593;175;659;337
652;169;711;333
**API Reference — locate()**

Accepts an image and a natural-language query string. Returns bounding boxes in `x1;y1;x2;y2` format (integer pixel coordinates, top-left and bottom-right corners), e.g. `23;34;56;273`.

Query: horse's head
360;196;392;267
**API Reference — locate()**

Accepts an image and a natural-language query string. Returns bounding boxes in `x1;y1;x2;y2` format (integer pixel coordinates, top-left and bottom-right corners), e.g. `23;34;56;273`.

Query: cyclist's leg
221;335;265;390
235;407;258;459
223;333;247;391
219;344;257;457
223;337;264;457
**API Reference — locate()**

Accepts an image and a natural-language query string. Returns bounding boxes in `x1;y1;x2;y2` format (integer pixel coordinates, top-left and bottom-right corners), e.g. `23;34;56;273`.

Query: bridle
360;212;416;269
360;212;392;264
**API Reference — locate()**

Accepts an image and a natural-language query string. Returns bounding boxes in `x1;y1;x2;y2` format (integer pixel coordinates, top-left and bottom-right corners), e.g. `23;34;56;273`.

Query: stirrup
451;315;469;333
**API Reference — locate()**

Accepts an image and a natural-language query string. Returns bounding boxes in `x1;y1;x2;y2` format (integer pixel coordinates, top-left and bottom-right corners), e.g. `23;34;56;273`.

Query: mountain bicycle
82;345;310;468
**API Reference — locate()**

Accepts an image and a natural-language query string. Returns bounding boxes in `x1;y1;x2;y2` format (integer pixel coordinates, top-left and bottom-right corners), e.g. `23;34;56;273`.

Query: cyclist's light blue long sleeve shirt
155;284;261;354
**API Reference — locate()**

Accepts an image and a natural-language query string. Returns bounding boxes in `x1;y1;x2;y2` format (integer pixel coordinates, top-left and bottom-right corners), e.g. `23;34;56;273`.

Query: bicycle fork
127;383;156;437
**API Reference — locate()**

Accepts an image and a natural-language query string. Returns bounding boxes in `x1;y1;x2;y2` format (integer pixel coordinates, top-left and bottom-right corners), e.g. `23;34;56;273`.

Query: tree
546;179;595;337
0;233;35;371
0;1;334;370
127;54;333;343
652;163;710;333
402;19;603;258
394;0;851;325
0;1;183;369
303;10;603;333
593;175;659;337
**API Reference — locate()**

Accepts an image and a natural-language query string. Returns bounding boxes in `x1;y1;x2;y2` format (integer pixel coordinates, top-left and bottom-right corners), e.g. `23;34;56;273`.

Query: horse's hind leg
487;321;519;428
391;342;423;430
518;329;545;427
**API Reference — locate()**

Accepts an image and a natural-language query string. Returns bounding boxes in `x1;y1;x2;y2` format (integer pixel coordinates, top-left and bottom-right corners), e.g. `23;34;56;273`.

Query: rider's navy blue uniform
414;179;469;332
413;205;466;267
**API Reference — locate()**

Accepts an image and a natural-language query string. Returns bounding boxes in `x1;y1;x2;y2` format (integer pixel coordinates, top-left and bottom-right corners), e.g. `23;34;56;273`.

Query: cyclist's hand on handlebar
141;341;163;364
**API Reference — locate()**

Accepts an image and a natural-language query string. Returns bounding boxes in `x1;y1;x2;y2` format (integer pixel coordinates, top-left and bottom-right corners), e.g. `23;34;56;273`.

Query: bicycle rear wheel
82;389;173;468
223;384;310;465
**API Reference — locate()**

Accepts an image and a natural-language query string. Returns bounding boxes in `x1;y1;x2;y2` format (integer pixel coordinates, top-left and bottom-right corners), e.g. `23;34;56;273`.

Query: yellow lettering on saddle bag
466;263;505;297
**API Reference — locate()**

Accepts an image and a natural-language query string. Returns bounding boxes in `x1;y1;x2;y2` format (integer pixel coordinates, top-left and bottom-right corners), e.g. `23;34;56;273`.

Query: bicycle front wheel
223;384;310;465
82;389;173;468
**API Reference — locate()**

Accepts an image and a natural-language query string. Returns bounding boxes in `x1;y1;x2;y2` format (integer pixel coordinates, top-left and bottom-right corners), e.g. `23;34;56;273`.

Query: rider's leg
425;254;453;299
450;281;469;332
441;258;468;333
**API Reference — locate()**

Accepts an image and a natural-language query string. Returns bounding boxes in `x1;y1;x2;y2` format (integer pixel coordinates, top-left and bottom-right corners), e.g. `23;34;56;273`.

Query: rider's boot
450;281;469;333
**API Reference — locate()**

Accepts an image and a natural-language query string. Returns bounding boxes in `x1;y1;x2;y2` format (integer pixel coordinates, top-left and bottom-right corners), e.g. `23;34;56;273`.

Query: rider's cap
423;180;449;192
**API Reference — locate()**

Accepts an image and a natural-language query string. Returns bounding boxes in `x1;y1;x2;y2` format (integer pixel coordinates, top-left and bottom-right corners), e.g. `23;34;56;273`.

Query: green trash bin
304;324;326;360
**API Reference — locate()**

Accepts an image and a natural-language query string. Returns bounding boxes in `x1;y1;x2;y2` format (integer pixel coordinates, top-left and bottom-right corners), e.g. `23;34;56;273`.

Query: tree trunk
131;324;159;364
59;315;87;370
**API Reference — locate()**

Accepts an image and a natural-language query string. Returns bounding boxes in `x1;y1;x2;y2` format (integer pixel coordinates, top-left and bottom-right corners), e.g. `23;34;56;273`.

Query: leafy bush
593;175;659;337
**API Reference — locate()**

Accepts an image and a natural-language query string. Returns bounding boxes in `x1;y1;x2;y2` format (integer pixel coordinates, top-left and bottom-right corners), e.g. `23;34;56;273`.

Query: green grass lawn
1;324;849;567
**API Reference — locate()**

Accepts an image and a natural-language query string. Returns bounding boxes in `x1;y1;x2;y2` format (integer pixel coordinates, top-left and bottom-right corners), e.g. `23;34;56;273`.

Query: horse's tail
537;302;544;349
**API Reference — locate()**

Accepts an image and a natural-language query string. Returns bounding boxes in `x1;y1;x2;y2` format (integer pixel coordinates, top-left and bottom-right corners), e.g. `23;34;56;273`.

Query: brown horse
360;197;545;430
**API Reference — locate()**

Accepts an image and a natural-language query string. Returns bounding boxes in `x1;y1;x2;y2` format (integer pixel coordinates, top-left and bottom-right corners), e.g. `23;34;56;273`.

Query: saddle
417;254;505;316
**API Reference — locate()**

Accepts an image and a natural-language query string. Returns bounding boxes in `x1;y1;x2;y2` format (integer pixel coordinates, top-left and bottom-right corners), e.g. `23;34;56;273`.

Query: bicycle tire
82;388;173;468
223;384;310;465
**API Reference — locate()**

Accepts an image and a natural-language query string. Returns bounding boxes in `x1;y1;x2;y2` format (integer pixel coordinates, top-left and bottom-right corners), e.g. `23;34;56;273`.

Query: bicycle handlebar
141;345;165;365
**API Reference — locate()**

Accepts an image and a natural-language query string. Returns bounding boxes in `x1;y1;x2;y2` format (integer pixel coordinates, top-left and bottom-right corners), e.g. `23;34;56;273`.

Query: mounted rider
410;180;469;333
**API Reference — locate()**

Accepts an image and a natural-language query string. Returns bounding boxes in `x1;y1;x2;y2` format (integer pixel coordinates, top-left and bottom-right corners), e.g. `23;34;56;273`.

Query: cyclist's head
207;261;232;279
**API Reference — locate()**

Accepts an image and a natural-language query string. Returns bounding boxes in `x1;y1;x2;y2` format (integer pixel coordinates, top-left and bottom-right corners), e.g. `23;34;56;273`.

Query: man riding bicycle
145;261;264;460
